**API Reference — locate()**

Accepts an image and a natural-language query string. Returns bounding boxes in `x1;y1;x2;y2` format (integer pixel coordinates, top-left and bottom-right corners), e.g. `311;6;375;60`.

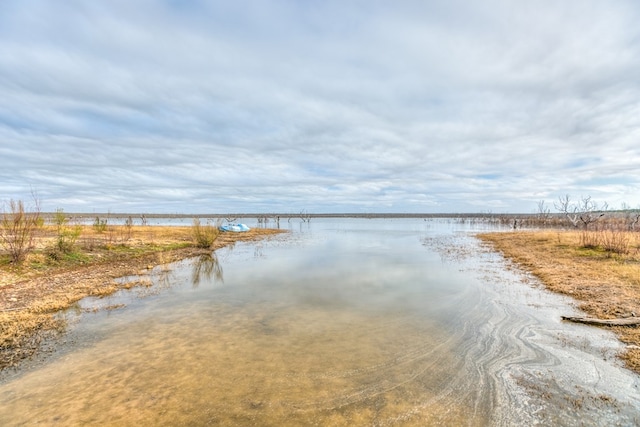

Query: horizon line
45;212;549;218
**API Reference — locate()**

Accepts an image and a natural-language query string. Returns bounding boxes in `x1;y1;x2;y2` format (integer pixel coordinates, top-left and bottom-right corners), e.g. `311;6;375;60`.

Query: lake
0;218;638;426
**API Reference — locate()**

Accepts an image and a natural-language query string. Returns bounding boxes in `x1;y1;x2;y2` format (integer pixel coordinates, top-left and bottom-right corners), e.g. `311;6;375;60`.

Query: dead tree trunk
561;315;640;326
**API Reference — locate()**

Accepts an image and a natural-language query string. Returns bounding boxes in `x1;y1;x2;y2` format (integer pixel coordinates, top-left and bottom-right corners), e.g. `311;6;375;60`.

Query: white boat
219;223;250;232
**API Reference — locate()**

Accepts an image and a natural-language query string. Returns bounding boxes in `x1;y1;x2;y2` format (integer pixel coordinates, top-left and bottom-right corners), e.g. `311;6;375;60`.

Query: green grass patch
62;251;91;264
575;247;604;257
0;255;11;266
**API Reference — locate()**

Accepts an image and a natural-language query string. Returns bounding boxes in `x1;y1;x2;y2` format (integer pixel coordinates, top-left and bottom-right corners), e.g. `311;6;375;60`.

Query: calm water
1;218;639;426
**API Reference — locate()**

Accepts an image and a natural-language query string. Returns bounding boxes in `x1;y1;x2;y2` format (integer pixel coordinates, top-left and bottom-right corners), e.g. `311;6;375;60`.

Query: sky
1;0;639;214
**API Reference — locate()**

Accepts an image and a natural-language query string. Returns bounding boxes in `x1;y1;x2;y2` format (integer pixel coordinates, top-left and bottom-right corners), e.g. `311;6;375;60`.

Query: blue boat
219;223;250;232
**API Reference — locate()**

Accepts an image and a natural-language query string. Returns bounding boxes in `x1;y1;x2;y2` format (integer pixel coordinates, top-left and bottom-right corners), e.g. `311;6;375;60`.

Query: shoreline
477;230;640;374
0;226;284;370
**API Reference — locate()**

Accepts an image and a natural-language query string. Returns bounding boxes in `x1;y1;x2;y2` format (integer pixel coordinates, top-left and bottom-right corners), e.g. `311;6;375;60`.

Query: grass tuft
191;218;221;249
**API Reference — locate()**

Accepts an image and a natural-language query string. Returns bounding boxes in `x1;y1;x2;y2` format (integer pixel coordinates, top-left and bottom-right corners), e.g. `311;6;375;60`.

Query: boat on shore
219;223;250;232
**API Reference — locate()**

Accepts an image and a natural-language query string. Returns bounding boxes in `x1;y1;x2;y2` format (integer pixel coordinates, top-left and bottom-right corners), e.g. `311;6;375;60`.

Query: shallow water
1;219;639;426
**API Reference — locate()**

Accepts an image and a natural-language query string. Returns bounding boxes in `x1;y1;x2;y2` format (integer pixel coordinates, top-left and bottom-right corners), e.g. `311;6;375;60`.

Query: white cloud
1;0;639;213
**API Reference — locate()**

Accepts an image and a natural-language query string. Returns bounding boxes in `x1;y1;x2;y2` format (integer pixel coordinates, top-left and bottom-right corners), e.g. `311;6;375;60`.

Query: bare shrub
52;208;81;254
579;227;631;255
120;216;134;243
192;218;221;248
600;229;630;255
0;198;42;263
536;200;551;223
80;236;100;251
104;225;118;247
102;220;133;247
92;216;108;233
579;230;600;249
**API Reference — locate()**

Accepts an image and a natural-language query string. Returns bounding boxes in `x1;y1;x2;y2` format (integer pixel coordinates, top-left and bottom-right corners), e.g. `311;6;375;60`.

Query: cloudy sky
1;1;639;214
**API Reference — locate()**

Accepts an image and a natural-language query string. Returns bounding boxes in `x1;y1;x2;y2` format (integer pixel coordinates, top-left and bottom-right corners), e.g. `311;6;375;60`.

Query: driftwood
561;316;640;327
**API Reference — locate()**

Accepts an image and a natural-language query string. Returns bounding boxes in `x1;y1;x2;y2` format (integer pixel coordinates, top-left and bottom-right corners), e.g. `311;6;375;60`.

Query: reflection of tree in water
191;253;223;288
155;268;174;290
254;243;263;258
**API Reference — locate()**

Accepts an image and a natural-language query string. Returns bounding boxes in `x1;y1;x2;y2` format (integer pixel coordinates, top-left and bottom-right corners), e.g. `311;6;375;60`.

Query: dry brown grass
0;225;284;370
478;230;640;373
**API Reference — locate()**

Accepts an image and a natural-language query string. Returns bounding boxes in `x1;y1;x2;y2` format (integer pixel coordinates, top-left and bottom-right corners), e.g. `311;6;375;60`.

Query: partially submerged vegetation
0;218;282;370
478;230;640;373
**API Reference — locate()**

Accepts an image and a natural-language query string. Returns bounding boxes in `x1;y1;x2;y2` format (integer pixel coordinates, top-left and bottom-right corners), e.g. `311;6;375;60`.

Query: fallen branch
561;316;640;326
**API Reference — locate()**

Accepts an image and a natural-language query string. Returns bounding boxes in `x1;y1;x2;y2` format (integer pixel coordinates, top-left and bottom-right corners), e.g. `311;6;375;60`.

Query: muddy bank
0;227;283;370
478;230;640;373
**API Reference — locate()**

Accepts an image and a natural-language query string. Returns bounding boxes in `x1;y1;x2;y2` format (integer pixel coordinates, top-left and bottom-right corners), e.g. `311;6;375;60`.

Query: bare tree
554;194;609;229
577;196;607;229
536;200;551;221
299;210;311;223
554;195;606;229
555;194;579;227
0;197;42;263
621;202;640;231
